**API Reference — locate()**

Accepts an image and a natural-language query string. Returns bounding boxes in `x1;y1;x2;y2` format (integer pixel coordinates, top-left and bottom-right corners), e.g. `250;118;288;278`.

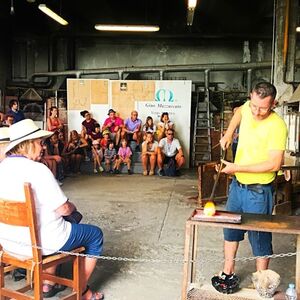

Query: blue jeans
59;223;103;256
223;178;274;256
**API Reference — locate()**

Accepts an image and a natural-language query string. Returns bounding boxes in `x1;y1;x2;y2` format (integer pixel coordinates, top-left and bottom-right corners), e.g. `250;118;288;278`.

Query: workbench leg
296;234;300;295
190;224;198;284
182;223;192;300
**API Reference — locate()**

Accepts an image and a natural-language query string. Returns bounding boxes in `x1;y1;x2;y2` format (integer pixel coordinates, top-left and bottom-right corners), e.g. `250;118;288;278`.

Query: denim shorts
59;223;103;256
223;178;274;256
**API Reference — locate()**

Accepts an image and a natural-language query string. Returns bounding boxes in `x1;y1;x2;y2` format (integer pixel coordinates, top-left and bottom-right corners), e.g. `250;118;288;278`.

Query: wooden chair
0;182;84;300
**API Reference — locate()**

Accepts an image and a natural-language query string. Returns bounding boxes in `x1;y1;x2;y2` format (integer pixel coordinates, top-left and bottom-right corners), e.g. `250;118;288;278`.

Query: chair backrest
0;182;42;261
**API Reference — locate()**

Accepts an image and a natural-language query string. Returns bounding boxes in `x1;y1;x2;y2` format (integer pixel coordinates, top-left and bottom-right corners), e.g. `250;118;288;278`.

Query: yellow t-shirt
235;101;287;184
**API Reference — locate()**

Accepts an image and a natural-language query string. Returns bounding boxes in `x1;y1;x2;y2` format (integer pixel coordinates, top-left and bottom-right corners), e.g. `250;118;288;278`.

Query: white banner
136;80;192;167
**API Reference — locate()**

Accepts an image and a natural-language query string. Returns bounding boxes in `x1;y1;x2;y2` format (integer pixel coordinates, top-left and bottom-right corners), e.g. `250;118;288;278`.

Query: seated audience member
141;132;158;176
90;123;102;143
121;110;142;147
0;119;104;300
58;130;66;143
0;127;9;162
156;112;174;141
142;116;157;140
40;143;61;185
2;114;14;127
92;140;104;174
80;110;98;138
104;141;117;173
44;132;65;184
102;109;123;146
6;99;25;124
80;110;98;160
114;139;132;174
157;128;185;176
47;106;63;132
0;110;5;126
100;130;110;151
57;131;71;173
66;130;88;174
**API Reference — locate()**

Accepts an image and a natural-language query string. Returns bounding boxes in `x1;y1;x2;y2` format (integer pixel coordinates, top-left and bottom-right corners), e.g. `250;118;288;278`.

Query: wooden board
111;80;155;119
191;209;242;224
67;79;91;110
91;79;108;104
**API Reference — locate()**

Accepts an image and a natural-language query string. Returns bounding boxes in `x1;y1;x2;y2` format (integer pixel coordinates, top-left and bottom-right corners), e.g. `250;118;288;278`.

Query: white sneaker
99;166;104;172
93;168;98;173
85;156;90;162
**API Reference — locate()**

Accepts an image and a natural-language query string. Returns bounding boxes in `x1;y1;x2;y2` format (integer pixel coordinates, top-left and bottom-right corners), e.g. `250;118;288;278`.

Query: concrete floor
4;171;298;299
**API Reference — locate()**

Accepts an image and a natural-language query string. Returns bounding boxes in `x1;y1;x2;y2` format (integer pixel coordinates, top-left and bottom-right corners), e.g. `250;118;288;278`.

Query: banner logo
155;89;174;102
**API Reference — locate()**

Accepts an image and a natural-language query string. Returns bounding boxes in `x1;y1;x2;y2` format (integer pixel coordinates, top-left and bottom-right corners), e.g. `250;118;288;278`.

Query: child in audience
101;130;110;150
142;131;158;175
92;140;104;173
114;139;132;174
142;116;157;140
91;123;102;143
104;141;117;173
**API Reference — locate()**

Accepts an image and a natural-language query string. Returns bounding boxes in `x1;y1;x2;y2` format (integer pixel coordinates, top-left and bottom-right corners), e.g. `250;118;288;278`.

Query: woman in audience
57;131;71;173
0;119;104;300
80;110;98;138
142;116;157;140
67;130;88;174
80;110;98;160
44;132;65;183
2;114;14;127
40;143;61;185
0;110;5;126
47;106;63;132
156;112;174;141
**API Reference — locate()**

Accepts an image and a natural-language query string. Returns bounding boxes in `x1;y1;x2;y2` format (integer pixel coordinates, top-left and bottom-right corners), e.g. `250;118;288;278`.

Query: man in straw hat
0;119;104;299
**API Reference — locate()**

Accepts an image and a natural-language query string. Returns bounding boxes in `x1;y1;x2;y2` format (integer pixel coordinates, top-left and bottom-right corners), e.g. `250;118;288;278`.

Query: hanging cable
270;0;277;84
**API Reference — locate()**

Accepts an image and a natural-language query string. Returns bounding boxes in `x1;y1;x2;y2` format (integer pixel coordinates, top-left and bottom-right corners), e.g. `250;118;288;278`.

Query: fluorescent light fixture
94;24;160;32
296;26;300;32
188;0;197;9
38;4;68;26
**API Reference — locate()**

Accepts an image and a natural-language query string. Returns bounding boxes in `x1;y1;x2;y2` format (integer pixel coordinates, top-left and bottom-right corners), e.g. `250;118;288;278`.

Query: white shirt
0;156;71;258
159;137;181;157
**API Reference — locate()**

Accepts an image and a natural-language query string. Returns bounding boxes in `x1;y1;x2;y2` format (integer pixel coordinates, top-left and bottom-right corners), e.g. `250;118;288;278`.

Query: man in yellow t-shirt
211;82;287;294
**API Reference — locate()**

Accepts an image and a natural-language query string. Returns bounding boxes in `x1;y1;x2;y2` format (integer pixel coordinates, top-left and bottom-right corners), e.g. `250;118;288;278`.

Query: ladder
192;88;212;166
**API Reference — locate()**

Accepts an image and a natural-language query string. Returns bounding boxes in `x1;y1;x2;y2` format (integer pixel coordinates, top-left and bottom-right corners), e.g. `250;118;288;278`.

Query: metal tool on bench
203;150;226;216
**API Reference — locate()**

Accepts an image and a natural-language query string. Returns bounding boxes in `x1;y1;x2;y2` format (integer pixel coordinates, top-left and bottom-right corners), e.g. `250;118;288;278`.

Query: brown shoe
149;170;154;176
143;170;148;176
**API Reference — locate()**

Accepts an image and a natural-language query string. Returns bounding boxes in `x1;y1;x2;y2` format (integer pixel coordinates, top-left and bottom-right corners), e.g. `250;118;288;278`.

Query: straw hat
5;119;53;153
0;127;9;144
